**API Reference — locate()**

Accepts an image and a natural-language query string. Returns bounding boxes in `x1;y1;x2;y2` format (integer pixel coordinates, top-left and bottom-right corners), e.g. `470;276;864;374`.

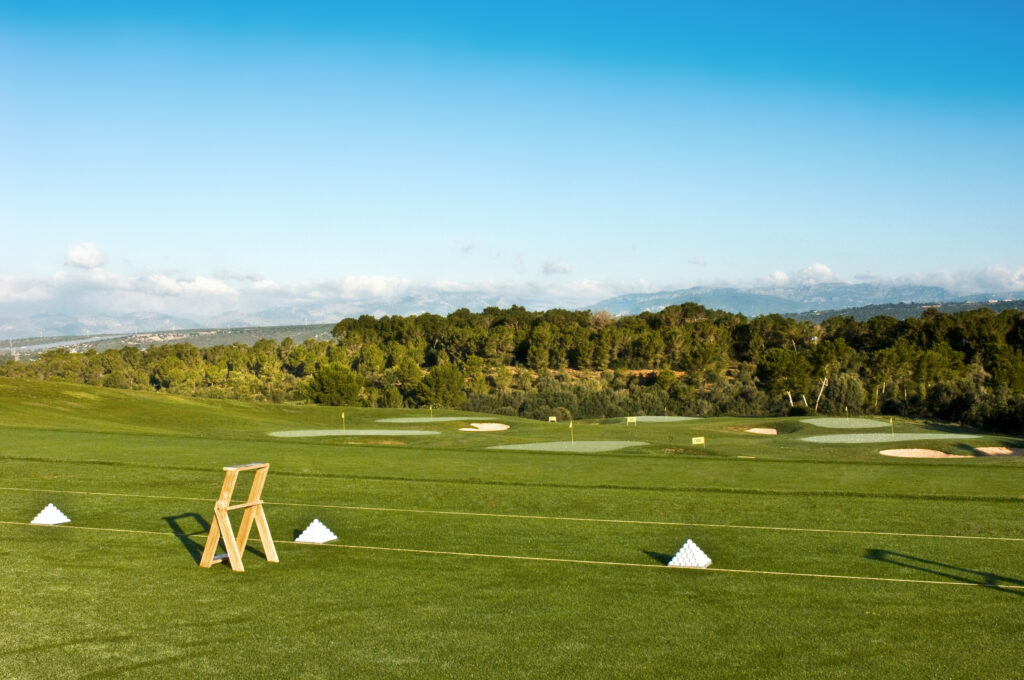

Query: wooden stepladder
200;463;279;572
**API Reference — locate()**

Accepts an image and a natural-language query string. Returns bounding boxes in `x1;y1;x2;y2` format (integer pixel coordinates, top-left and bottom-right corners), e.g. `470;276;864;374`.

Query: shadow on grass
948;441;1024;457
643;550;674;566
865;549;1024;596
163;513;209;565
163;513;270;565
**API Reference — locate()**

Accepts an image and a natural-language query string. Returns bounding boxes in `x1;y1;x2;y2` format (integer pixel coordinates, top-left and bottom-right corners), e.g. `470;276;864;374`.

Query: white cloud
455;241;479;256
214;270;266;282
543;261;571;276
687;256;706;266
144;274;238;297
3;248;1024;336
795;263;841;285
65;243;107;269
0;277;54;302
756;264;843;288
895;265;1024;294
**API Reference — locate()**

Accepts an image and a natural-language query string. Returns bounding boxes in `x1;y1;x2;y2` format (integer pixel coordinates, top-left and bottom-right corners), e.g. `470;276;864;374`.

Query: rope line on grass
266;501;1024;543
2;485;1022;542
2;520;1022;591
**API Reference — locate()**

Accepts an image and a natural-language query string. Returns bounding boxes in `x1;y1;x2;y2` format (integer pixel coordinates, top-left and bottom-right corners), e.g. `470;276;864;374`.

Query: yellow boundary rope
1;485;1021;542
1;520;1022;590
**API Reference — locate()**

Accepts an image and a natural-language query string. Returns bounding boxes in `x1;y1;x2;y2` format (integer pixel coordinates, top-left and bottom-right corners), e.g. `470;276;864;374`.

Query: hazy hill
586;283;959;316
786;299;1024;322
4;282;1024;341
5;324;336;360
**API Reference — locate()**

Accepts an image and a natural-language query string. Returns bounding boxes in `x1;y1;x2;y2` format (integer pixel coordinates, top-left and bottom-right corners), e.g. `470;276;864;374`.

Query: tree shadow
864;549;1024;596
643;550;673;566
955;439;1024;457
951;442;985;456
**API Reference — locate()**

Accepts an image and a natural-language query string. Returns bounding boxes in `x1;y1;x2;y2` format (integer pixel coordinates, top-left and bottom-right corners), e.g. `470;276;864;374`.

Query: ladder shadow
163;513;210;565
864;549;1024;596
163;513;270;565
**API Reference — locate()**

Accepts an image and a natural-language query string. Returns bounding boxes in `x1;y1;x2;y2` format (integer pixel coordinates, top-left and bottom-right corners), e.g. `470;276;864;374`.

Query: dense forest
3;304;1023;433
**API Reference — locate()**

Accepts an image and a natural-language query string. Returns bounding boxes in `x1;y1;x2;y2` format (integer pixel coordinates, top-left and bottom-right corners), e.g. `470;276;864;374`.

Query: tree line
3;304;1023;433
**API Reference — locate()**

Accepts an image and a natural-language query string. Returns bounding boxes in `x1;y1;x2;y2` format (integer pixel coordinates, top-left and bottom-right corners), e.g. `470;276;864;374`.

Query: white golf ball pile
667;539;712;568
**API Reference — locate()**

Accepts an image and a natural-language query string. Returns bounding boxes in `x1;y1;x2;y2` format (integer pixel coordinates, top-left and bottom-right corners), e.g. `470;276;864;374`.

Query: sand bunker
378;416;484;423
802;433;980;444
490;441;648;453
269;429;439;437
800;417;887;429
459;422;510;432
974;446;1024;456
746;428;777;435
880;449;972;459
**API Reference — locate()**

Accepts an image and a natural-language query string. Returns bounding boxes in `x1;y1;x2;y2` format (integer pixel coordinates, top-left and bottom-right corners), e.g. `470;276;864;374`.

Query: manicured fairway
269;429;441;437
800;417;889;429
802;433;981;444
489;440;648;452
2;378;1023;678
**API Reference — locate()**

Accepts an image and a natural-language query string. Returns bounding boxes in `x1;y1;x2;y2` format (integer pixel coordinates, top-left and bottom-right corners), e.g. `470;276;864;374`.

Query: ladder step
225;500;263;511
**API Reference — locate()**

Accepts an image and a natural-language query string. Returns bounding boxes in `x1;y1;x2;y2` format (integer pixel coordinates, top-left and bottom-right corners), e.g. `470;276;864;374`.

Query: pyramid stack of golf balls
668;539;712;568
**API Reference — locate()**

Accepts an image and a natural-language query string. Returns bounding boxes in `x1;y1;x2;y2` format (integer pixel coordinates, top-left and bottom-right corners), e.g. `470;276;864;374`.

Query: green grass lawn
2;377;1023;678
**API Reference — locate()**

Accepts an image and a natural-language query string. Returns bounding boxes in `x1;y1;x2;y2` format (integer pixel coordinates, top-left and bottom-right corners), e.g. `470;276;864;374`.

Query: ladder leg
234;466;266;555
253;506;279;563
217;510;245;572
199;516;223;568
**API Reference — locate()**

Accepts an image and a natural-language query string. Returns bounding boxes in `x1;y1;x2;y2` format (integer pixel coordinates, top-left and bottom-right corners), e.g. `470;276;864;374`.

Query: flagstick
570;420;574;446
342;411;346;432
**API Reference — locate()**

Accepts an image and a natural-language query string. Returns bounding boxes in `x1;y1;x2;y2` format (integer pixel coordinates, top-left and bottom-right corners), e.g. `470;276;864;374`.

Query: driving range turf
2;378;1023;678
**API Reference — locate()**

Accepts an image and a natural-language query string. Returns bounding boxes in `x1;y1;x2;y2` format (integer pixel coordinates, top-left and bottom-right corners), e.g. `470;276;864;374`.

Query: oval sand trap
459;423;510;432
800;417;888;429
880;448;972;459
270;429;439;437
490;441;648;452
802;433;979;444
746;428;777;435
974;446;1024;456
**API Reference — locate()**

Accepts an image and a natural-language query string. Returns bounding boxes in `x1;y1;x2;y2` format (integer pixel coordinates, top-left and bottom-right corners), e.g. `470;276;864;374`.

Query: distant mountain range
584;283;980;316
0;312;203;341
785;299;1024;323
2;282;1022;340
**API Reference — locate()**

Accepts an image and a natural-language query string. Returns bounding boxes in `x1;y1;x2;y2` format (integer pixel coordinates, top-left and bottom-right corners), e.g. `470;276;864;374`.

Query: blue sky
1;1;1022;319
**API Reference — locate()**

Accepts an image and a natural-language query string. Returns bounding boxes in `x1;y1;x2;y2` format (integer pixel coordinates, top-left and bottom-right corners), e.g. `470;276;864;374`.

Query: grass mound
489;440;649;452
802;433;980;444
269;429;440;437
800;417;889;429
378;416;487;423
632;416;699;423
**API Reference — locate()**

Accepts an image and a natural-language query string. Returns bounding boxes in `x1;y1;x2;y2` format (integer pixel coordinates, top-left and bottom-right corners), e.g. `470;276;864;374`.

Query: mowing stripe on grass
3;485;1023;542
2;520;1022;591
